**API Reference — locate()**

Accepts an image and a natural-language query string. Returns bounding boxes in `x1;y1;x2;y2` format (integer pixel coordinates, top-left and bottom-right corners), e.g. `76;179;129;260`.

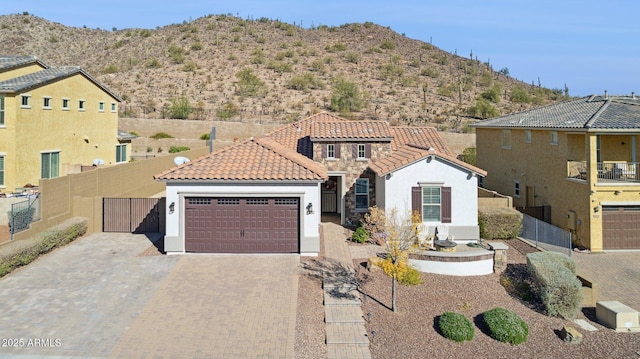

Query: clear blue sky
4;1;639;97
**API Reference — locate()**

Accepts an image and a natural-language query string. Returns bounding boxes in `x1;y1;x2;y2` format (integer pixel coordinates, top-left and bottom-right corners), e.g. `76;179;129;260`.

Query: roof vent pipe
632;92;636;99
604;90;608;99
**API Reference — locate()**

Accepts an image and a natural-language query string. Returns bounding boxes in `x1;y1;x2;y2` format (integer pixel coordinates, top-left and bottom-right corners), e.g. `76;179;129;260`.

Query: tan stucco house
473;95;640;251
0;55;123;194
157;113;486;255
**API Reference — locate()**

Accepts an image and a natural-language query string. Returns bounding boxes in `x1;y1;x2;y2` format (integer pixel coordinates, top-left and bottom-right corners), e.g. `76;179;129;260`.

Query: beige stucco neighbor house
472;95;640;251
0;55;123;194
157;113;486;255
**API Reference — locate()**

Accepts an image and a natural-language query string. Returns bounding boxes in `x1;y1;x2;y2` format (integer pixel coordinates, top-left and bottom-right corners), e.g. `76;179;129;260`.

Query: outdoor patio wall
12;147;209;241
478;187;512;209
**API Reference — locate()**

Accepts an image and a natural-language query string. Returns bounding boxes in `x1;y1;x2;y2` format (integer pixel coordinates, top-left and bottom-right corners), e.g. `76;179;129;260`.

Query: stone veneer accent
408;252;494;262
313;141;392;222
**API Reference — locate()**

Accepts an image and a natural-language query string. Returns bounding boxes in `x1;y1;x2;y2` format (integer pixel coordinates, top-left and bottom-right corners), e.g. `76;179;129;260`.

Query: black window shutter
411;187;422;222
335;143;341;159
321;144;327;158
365;143;371;158
441;187;452;223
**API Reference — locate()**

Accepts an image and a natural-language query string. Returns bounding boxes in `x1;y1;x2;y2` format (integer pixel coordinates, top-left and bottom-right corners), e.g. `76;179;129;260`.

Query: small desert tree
170;96;191;119
373;207;423;312
330;77;363;113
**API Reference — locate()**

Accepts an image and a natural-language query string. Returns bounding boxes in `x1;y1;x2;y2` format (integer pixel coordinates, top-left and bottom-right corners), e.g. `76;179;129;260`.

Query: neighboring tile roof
471;95;640;130
0;66;122;101
370;144;487;177
118;130;138;142
0;55;47;72
155;136;327;182
310;120;393;141
391;126;452;155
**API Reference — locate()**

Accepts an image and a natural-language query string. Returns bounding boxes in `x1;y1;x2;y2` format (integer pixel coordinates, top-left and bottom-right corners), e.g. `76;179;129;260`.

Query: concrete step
325;306;365;324
327;343;372;359
324;289;361;306
323;276;357;290
325;323;370;344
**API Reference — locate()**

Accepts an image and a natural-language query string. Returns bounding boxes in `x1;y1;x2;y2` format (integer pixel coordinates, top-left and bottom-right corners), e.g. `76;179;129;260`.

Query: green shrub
0;218;87;277
351;227;369;243
478;208;522;240
483;307;528;344
380;39;395;50
527;252;582;319
150;132;173;139
398;266;422;285
217;102;240;119
509;86;531;103
169;146;190;153
199;133;210;140
103;64;118;74
467;98;500;119
438;312;474;342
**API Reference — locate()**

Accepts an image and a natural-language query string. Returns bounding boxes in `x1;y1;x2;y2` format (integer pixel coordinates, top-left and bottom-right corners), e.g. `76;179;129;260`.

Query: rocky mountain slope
1;13;568;130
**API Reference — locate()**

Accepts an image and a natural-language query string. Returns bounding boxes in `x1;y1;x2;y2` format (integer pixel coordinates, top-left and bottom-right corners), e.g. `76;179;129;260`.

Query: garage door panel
603;206;640;249
185;197;299;253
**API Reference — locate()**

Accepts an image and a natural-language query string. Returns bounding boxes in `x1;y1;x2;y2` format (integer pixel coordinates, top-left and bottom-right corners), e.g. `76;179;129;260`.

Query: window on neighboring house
21;95;30;108
111;103;117;112
411;186;451;223
78;100;85;111
501;130;511;149
354;178;369;210
62;98;70;110
550;131;558;145
353;143;370;159
99;102;104;112
0;96;4;126
41;151;60;179
43;97;51;109
0;155;4;187
327;143;335;158
514;181;521;198
525;130;532;143
116;144;127;163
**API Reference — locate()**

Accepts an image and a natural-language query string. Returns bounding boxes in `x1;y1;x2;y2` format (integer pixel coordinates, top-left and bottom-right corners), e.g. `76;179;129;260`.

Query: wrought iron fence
520;213;572;257
9;194;41;240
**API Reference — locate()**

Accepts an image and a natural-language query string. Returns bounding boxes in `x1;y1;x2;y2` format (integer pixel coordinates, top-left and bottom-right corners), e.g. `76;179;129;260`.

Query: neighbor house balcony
567;161;640;184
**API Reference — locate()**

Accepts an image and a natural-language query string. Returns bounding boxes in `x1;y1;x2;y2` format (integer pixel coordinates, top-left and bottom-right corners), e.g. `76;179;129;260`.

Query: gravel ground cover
293;238;640;358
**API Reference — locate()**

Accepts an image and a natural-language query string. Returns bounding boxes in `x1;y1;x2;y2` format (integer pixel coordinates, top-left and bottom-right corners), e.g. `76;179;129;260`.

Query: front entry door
321;177;338;212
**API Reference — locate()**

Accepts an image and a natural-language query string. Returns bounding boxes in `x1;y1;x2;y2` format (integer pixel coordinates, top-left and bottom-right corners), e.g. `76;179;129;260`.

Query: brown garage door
602;206;640;249
184;197;299;253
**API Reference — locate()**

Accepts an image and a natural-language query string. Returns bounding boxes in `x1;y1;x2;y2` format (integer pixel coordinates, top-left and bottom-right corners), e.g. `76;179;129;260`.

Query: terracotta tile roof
155;136;327;182
370;144;487;177
391;126;452;155
265;112;343;157
310;120;393;141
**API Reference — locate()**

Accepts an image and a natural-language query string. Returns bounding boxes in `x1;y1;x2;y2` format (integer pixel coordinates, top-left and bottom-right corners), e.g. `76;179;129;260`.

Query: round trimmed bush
438;312;474;342
351;227;369;243
483;307;528;344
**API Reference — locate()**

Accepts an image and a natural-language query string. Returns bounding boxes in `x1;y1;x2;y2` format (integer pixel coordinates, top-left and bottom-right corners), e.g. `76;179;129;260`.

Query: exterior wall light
169;202;175;214
306;202;314;215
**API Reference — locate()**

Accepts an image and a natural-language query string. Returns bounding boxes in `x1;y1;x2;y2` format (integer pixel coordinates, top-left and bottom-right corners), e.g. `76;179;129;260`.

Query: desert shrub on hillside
330;77;364;113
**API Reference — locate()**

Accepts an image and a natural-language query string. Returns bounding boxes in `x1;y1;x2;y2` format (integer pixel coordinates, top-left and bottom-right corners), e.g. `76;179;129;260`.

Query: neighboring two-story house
157;112;486;255
0;55;123;194
473;95;640;251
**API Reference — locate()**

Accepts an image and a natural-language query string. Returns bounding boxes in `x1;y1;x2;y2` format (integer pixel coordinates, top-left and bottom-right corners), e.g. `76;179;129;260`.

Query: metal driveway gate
103;198;165;233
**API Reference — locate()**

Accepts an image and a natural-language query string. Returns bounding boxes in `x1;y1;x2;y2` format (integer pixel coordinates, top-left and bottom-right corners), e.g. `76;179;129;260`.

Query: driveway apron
0;233;179;358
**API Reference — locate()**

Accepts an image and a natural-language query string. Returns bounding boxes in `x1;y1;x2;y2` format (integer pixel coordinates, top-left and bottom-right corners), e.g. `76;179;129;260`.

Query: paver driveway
0;233;299;358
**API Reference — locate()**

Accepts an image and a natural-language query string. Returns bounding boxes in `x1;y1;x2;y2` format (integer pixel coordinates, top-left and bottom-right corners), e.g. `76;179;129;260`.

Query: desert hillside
1;12;568;131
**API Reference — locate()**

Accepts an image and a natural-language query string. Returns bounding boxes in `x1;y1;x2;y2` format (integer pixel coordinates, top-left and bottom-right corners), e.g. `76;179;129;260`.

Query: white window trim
111;102;117;113
98;102;105;112
62;98;70;111
514;180;521;198
421;186;442;222
501;129;511;149
524;130;532;143
78;99;86;111
21;94;31;109
354;178;369;211
326;143;335;159
43;96;52;110
357;143;367;159
550;131;558;145
116;144;127;163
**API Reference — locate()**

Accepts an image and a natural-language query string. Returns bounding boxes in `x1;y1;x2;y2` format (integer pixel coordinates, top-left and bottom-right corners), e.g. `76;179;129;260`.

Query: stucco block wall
0;71;120;192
